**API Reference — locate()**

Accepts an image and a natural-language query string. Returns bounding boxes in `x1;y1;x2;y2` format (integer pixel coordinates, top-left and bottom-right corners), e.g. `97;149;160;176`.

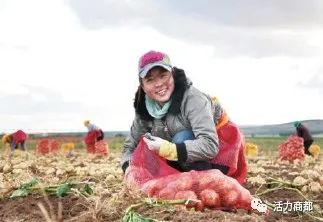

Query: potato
222;189;240;207
199;189;220;207
165;174;193;192
158;187;176;199
141;179;163;197
175;190;197;199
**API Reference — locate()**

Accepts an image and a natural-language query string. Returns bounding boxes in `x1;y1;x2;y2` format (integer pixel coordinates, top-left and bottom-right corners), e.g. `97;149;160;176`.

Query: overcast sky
1;0;323;133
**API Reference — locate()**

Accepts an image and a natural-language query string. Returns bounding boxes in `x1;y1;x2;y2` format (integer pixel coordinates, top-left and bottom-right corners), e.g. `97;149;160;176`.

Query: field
0;136;323;222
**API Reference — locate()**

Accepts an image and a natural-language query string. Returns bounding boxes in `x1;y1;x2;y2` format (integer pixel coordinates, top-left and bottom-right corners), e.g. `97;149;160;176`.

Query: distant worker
2;130;28;153
83;120;104;153
294;121;314;156
84;120;104;141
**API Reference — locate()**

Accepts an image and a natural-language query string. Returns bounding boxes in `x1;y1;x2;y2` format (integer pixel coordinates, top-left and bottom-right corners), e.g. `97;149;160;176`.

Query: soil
0;150;322;222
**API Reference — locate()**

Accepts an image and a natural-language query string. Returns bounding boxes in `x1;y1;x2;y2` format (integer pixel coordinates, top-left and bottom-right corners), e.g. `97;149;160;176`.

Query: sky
1;0;323;133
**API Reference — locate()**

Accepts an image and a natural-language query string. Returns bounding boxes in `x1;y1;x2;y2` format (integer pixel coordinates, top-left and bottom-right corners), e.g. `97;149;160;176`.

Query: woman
121;50;247;184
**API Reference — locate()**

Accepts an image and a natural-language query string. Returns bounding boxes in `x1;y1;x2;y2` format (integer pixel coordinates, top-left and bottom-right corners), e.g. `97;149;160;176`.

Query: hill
240;119;323;137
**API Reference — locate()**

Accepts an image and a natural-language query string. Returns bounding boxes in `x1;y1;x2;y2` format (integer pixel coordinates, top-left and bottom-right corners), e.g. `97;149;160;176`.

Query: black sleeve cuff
175;143;187;163
122;161;129;173
211;163;229;174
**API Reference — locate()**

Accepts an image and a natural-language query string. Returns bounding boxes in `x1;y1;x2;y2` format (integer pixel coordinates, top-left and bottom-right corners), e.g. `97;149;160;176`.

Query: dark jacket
296;124;313;142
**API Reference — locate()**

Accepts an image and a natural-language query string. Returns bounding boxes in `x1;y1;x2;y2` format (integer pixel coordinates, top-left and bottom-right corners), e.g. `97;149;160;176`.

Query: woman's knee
172;129;195;143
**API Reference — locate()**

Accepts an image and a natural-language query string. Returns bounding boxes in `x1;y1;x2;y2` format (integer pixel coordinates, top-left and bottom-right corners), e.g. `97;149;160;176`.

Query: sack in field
36;139;60;155
124;138;253;211
279;135;305;161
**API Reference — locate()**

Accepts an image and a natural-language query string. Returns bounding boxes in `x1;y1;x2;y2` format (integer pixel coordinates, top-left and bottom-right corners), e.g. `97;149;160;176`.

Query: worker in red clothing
2;130;28;153
84;120;104;153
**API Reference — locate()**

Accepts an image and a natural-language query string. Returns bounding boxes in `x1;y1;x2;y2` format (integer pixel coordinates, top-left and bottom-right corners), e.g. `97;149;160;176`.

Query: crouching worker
84;120;104;154
294;121;314;156
121;50;247;184
2;130;28;154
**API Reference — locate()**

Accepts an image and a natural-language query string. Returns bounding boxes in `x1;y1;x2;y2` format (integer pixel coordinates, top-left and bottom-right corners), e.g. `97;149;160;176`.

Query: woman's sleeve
181;92;219;162
121;114;150;170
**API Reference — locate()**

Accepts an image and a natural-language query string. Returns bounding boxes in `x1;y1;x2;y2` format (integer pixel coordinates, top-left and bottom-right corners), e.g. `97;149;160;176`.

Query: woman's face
141;67;175;106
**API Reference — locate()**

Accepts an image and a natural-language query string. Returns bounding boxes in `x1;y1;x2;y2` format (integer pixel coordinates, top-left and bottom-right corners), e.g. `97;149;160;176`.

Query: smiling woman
141;68;174;107
121;50;248;184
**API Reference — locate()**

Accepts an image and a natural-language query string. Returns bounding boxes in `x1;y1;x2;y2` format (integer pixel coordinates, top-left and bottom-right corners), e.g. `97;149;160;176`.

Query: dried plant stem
144;198;197;206
37;202;52;222
304;211;323;221
282;187;310;201
41;188;56;221
257;185;310;202
266;176;298;187
57;201;63;222
256;184;284;196
124;198;194;214
254;183;264;194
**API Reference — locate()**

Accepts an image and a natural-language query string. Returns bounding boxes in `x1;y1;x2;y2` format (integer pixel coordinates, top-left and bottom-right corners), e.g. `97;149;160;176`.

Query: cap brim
139;62;172;78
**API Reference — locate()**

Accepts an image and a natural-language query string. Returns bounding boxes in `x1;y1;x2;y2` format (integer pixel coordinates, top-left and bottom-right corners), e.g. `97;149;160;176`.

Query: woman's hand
143;135;178;161
143;135;164;151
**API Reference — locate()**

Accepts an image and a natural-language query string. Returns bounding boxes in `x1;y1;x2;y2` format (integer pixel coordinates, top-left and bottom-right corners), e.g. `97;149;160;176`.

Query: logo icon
251;198;268;213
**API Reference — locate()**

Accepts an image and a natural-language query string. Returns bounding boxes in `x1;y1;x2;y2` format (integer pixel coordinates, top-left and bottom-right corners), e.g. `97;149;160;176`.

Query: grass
108;137;126;150
245;137;287;155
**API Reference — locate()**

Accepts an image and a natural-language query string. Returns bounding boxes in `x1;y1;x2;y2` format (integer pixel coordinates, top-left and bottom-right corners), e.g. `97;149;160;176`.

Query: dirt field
0;145;322;221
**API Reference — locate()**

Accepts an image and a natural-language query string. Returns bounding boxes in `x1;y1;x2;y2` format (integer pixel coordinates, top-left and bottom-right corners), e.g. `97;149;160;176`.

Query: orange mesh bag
94;140;109;156
211;121;248;184
36;139;60;154
36;139;50;154
279;135;305;161
50;140;60;153
124;138;179;188
86;144;96;153
124;137;253;211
